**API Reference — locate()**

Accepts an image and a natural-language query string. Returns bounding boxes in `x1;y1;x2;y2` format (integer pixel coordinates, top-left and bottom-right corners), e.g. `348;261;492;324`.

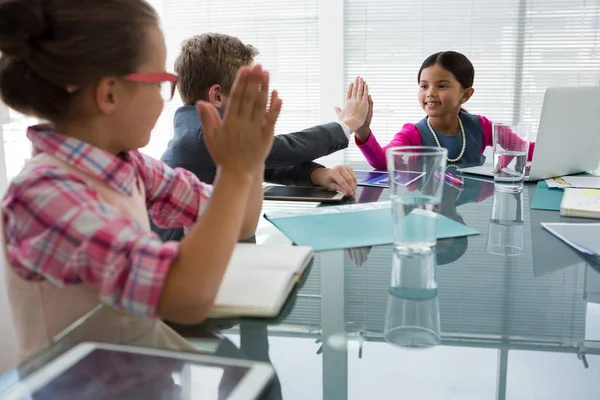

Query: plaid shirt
2;126;212;317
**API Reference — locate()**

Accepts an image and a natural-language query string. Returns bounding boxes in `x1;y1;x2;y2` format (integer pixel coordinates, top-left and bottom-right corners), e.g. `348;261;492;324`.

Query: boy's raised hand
197;65;282;175
334;76;370;133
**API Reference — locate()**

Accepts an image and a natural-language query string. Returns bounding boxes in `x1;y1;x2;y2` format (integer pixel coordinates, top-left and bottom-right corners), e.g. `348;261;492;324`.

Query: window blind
521;0;600;132
4;0;599;172
343;0;600;169
142;0;320;159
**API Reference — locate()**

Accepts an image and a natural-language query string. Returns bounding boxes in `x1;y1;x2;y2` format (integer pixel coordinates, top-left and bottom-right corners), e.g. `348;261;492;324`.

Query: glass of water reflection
386;146;448;255
486;187;525;256
492;122;531;192
384;250;441;348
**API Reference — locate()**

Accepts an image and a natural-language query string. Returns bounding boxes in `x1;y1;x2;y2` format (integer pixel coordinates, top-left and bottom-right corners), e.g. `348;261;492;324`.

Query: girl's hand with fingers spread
355;95;373;143
196;65;282;175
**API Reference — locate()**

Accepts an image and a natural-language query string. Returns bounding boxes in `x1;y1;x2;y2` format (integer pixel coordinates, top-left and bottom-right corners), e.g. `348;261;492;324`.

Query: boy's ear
461;87;475;104
208;84;224;107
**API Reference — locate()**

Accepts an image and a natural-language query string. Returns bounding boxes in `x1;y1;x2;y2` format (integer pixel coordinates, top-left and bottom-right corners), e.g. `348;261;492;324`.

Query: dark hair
417;51;474;89
175;33;258;105
0;0;158;120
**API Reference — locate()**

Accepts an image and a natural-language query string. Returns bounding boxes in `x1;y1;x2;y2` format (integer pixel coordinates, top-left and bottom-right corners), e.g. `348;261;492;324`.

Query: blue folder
530;174;595;211
530;181;564;211
264;204;479;252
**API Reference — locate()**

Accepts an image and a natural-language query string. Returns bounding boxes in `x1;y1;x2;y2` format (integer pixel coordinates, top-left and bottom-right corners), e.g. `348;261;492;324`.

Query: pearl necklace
426;117;466;163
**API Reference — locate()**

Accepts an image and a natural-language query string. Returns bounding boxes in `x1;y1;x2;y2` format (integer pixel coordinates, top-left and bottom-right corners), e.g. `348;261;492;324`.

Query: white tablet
1;342;274;400
263;184;345;202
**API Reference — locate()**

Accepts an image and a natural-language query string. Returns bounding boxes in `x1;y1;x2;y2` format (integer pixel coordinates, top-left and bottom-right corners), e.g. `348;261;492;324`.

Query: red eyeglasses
125;72;178;101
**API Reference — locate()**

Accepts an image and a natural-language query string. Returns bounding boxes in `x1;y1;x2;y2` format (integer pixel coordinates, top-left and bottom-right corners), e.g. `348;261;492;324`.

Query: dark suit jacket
152;104;349;242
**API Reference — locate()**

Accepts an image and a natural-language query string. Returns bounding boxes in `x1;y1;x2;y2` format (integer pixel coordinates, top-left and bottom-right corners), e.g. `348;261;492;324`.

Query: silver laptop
459;86;600;181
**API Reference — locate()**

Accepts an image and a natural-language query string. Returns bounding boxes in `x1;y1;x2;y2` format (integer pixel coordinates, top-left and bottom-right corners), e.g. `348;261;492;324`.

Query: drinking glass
492;122;531;192
386;147;448;255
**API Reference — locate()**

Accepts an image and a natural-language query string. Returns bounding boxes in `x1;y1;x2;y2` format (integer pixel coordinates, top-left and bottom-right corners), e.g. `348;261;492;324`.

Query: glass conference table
2;175;600;399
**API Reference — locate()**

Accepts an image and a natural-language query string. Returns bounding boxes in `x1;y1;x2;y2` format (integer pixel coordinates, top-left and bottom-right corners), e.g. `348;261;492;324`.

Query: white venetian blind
142;0;320;160
521;0;600;132
343;0;600;168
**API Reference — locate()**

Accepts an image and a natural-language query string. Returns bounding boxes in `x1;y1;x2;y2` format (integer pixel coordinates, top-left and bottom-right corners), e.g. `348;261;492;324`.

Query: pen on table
445;172;464;186
433;172;463;187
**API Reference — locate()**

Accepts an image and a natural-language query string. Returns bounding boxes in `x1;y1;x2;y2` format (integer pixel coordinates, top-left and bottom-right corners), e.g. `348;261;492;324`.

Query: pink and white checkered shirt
2;126;212;317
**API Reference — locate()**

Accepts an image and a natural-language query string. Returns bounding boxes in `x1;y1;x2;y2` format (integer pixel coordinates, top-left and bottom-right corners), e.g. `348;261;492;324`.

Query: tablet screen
355;170;424;187
355;170;389;187
14;349;250;400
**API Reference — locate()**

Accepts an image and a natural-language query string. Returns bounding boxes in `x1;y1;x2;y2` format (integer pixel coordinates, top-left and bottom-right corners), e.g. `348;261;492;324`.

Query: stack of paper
545;175;600;189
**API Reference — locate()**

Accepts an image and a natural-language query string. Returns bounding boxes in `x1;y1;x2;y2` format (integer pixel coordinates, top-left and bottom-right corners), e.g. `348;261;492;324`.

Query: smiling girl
354;51;535;168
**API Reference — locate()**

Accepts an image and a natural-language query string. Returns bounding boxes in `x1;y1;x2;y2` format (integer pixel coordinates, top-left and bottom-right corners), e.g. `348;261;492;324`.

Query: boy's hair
418;51;475;89
175;33;258;105
0;0;158;120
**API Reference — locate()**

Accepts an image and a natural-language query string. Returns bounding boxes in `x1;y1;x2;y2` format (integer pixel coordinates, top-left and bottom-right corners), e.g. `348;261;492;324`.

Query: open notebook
209;243;314;318
560;188;600;219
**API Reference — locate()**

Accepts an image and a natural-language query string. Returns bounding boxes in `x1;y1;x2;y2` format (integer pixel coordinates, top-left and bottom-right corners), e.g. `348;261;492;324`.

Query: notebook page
210;268;295;317
561;189;600;216
228;243;313;275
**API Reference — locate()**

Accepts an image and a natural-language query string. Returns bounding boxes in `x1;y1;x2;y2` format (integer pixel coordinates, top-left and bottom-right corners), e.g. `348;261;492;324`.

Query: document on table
545;175;600;189
542;222;600;261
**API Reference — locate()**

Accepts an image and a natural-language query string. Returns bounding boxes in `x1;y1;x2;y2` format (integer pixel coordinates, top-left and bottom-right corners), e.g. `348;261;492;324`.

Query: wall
0;110;18;374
